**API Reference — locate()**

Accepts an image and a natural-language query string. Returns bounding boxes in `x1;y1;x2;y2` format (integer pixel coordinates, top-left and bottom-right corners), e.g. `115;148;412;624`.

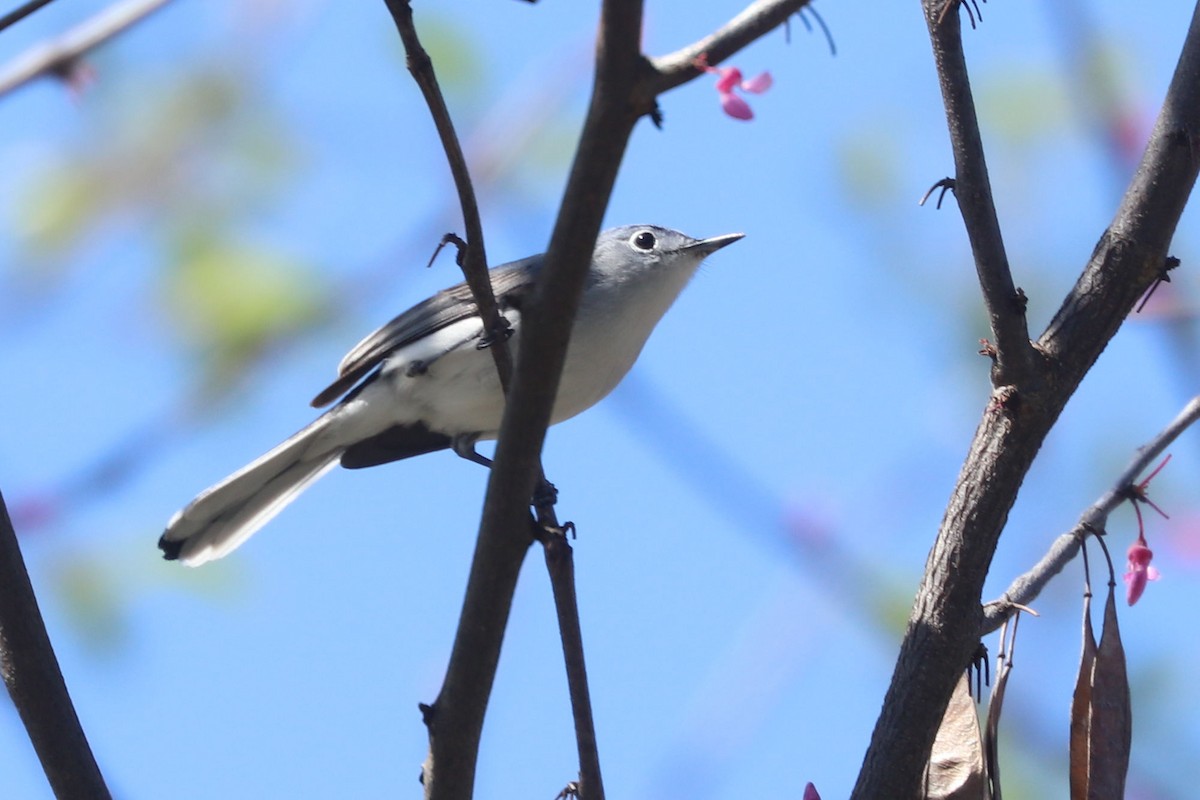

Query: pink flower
1124;539;1160;606
695;54;772;120
803;783;821;800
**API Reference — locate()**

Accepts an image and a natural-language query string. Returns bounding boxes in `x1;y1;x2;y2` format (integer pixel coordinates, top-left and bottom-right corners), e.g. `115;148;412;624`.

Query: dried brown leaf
924;673;988;799
1069;592;1097;800
1087;585;1132;798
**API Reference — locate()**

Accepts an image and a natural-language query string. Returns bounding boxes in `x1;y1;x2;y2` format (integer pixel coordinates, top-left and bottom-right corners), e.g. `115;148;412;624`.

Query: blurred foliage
162;228;326;389
6;59;331;390
835;125;903;209
418;17;485;98
11;68;299;268
977;68;1070;146
48;544;247;655
51;553;127;654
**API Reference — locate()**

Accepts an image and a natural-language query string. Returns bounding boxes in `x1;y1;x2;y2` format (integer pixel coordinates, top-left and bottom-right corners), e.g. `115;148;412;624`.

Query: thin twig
383;0;511;390
0;0;172;99
538;522;605;800
981;395;1200;632
0;0;58;34
0;491;111;798
922;0;1034;384
646;0;812;99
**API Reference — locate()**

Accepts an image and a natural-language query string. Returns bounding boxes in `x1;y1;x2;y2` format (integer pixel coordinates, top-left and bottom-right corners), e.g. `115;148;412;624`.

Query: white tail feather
160;414;344;566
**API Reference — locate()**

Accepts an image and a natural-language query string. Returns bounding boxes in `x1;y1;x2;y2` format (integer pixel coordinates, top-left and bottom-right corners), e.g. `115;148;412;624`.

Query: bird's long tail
159;413;344;566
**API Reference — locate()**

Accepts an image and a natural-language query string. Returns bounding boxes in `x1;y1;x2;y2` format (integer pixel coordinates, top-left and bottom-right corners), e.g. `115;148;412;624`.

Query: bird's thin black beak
686;232;744;256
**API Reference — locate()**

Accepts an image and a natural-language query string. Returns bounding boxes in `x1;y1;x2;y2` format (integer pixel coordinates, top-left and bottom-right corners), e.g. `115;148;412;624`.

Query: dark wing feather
310;257;540;407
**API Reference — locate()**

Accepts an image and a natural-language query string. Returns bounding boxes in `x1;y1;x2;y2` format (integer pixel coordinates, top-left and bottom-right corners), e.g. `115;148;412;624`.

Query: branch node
1135;255;1181;313
1011;287;1028;314
986;385;1019;416
977;338;998;362
918;177;956;209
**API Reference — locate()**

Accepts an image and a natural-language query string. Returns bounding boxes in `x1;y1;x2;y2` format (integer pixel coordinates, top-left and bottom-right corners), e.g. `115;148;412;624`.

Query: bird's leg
449;434;558;509
451;434;493;468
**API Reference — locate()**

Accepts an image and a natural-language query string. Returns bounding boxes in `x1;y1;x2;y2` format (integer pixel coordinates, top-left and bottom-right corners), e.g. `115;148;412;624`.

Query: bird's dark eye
630;230;657;251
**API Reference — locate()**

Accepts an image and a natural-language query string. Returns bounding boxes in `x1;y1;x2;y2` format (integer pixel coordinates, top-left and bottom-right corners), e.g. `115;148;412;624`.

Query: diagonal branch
0;0;173;99
0;492;111;798
922;0;1035;384
645;0;811;97
0;0;59;34
1039;9;1200;368
981;395;1200;633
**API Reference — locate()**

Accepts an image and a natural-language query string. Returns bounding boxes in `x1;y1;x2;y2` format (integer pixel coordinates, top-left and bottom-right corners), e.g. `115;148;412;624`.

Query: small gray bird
159;225;742;565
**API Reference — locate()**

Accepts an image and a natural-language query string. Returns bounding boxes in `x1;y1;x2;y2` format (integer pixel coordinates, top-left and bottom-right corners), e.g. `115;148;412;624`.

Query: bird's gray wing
310;257;540;408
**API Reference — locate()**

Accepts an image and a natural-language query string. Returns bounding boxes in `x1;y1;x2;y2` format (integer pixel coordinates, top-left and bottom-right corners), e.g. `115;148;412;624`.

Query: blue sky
1;1;1198;798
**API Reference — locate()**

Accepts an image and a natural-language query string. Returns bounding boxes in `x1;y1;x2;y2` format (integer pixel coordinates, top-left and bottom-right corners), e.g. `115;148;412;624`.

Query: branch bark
852;2;1200;796
0;492;111;799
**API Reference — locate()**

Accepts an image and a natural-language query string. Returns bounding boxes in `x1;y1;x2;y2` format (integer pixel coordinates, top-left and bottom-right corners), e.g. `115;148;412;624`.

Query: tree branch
405;1;806;795
0;0;59;34
539;525;605;800
0;0;172;100
922;0;1034;384
0;492;111;798
421;4;646;798
981;395;1200;633
645;0;811;97
1039;11;1200;368
382;0;512;389
375;4;542;798
852;2;1200;796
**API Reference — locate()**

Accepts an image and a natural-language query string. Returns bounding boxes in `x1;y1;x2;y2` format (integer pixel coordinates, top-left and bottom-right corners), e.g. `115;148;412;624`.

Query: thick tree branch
406;1;805;796
923;0;1034;384
0;0;172;99
981;395;1200;633
1040;14;1200;367
853;3;1200;796
0;492;110;799
376;8;536;799
423;6;646;800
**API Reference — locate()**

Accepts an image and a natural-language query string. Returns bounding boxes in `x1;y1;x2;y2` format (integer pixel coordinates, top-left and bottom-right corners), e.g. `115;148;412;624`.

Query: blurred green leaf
11;161;101;262
52;555;127;654
837;128;902;208
163;230;327;381
978;69;1069;145
416;17;484;95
